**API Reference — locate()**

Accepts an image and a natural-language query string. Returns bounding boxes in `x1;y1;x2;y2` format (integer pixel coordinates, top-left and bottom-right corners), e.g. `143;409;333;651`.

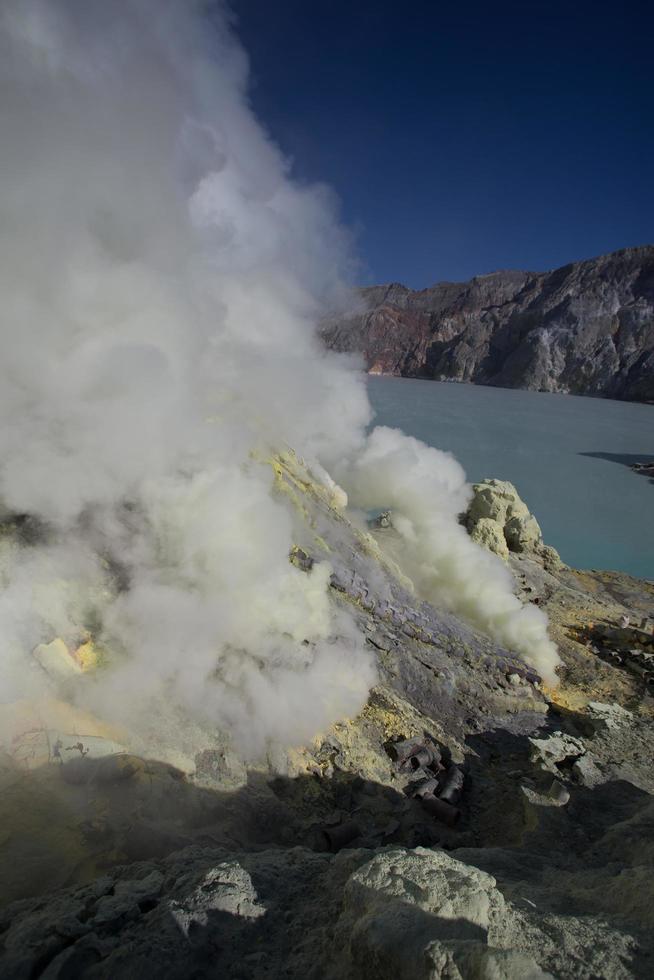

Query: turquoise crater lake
367;376;654;581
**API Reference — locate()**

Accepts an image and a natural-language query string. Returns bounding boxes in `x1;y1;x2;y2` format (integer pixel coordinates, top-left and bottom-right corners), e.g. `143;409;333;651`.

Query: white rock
470;517;510;560
504;513;543;553
528;731;585;774
340;848;552;979
169;862;265;937
32;639;82;680
468;479;530;526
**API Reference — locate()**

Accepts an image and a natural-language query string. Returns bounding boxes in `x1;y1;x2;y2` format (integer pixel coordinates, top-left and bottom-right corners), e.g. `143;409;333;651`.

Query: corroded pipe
421;795;461;827
322;821;360;851
438;766;464;805
389;738;423;764
411;777;439;799
408;747;435;770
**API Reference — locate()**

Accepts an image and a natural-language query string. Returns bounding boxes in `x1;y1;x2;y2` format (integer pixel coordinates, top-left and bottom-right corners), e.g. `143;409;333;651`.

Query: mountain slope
2;457;654;979
321;245;654;401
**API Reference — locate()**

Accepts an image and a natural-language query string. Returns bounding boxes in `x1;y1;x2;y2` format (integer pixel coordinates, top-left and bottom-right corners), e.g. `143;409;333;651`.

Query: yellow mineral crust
73;640;102;671
268;449;415;592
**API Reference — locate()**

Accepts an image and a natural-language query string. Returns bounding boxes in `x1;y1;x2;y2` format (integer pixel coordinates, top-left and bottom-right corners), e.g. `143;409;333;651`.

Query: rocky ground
321;245;654;401
1;457;653;979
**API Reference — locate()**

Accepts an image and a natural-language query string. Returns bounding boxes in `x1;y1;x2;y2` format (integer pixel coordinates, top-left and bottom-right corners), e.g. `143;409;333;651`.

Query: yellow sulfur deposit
74;640;101;671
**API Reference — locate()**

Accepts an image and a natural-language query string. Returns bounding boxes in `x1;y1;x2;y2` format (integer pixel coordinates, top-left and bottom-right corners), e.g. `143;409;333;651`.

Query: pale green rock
504;513;543;553
466;479;563;568
470;517;510;560
467;479;530;526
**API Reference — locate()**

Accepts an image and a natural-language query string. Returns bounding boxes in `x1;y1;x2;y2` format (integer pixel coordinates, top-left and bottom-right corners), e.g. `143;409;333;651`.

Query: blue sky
232;0;654;288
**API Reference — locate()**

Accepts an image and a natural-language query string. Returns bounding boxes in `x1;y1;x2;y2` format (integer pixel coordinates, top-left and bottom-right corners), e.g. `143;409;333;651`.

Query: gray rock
168;861;266;937
337;848;554;979
321;245;654;402
572;754;604;787
114;869;164;904
546;779;570;805
586;701;634;732
3;821;654;980
344;847;503;931
528;731;585;773
89;893;140;930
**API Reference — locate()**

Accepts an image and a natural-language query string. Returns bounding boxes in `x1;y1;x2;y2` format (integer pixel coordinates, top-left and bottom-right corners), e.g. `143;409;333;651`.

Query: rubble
387;737;465;828
0;453;653;978
3;835;647;980
568;620;654;688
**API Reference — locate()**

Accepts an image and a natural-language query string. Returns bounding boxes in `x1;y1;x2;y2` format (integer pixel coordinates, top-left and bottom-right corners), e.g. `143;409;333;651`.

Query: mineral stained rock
1;452;653;979
465;478;563;569
321;244;654;401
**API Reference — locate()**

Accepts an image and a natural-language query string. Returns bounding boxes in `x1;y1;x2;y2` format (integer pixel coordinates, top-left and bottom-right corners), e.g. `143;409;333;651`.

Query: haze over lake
367;376;654;580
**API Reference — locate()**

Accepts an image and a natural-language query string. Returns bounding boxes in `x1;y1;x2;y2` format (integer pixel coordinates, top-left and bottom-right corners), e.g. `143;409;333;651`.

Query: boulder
339;848;551;980
504;513;543;553
528;731;585;774
465;479;563;568
344;847;502;931
168;862;266;937
469;517;509;560
467;479;530;527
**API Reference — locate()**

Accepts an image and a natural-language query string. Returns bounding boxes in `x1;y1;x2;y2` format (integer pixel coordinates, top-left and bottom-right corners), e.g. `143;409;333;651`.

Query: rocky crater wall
321;245;654;401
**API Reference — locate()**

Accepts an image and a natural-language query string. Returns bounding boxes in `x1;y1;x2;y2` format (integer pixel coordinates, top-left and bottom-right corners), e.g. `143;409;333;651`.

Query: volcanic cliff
321;245;654;401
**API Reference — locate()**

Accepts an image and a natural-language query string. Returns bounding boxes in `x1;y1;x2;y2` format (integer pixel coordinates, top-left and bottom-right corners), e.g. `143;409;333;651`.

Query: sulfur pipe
421;794;461;827
438;766;464;805
322;820;360;851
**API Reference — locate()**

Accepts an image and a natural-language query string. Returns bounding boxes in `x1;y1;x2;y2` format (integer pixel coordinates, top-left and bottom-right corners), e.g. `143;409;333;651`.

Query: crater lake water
367;376;654;580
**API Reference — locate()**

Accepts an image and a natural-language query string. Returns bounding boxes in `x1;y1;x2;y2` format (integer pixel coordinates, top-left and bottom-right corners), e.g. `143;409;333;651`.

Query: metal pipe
421;795;461;827
408;747;434;770
321;820;360;851
411;777;439;799
438;766;464;805
389;738;423;764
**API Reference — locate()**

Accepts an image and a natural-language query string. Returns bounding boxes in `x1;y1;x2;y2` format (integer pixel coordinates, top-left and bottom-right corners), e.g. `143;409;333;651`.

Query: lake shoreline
366;370;654;408
367;375;654;579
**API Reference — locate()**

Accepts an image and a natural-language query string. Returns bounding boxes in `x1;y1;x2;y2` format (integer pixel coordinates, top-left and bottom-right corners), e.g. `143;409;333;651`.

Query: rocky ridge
464;477;563;570
321;245;654;401
1;455;654;979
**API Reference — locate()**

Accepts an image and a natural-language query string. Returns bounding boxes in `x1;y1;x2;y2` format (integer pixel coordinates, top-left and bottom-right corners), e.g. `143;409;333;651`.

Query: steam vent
1;453;654;978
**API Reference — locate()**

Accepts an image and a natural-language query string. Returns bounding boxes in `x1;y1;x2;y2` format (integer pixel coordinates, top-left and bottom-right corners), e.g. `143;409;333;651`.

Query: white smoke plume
0;1;558;767
337;427;560;686
0;0;375;762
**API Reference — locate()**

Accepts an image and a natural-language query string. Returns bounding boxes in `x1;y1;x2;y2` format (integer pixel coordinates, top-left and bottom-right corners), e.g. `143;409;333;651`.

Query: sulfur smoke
0;1;558;765
0;0;377;762
337;428;560;686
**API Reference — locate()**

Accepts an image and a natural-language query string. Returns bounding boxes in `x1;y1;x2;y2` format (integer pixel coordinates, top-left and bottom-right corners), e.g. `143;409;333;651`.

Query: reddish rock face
321;245;654;401
360;306;432;377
